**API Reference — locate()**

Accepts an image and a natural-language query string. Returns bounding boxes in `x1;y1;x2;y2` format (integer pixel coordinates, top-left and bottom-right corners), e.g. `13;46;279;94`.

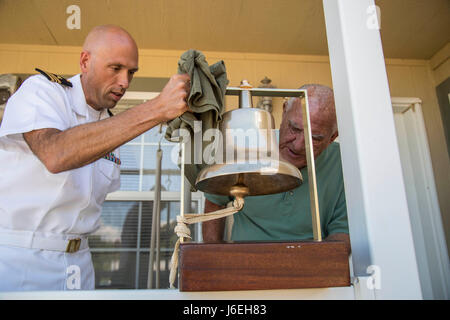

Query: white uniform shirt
0;73;120;236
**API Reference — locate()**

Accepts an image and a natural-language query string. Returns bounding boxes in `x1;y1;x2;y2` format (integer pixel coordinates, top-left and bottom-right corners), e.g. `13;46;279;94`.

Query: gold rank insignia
35;68;73;88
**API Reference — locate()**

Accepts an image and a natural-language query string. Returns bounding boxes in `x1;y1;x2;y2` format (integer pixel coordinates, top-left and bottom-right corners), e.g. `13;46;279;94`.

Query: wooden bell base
178;240;351;292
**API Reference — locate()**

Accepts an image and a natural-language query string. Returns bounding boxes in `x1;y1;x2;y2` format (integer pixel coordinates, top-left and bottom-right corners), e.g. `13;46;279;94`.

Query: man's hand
151;73;191;123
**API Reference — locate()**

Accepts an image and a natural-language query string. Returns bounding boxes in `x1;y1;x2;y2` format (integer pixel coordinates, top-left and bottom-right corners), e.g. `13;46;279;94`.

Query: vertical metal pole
155;175;161;288
148;132;163;288
180;141;186;244
148;194;156;288
135;201;142;289
183;179;192;226
301;92;322;241
166;200;171;271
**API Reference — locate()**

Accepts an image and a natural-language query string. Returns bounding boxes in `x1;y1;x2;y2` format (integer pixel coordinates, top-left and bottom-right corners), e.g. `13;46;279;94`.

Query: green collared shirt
204;142;349;241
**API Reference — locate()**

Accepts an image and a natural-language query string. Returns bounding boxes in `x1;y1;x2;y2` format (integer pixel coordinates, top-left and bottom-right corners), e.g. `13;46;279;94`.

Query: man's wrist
142;95;167;123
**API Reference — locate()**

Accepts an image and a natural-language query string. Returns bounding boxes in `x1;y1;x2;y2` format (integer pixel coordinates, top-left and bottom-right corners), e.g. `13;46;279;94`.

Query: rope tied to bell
169;196;245;288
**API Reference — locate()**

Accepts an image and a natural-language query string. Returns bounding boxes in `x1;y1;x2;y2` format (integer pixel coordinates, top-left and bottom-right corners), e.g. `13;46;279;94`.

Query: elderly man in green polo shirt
202;84;350;253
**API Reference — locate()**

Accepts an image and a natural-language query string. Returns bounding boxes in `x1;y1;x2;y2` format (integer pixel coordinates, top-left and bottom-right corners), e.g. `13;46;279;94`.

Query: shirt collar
68;74;104;120
68;74;89;117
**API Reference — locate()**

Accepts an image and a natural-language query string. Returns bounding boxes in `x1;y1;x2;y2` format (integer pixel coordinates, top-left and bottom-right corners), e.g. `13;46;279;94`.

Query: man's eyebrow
288;120;302;130
108;63;139;72
288;120;325;139
312;134;325;139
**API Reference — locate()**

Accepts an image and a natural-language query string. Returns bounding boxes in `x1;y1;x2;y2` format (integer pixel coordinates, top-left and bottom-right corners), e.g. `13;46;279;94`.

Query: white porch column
322;0;422;299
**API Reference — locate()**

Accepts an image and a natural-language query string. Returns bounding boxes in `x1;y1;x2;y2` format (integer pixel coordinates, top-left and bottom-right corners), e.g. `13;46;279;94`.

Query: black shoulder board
35;68;72;88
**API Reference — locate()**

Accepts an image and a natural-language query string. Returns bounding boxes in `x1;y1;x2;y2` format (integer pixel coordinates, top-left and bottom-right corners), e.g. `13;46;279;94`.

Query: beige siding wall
1;44;449;241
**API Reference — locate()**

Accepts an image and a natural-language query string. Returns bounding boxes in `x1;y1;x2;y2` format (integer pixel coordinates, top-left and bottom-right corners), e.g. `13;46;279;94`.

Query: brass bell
195;80;303;197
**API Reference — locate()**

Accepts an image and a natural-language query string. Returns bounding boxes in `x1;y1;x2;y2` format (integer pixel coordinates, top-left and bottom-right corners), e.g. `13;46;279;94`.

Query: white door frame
392;97;450;299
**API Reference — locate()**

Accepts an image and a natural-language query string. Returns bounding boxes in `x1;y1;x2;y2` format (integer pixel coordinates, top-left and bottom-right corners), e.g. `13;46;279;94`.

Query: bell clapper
229;180;248;210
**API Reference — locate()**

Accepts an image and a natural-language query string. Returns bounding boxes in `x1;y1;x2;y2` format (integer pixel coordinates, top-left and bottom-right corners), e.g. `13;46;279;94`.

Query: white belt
0;228;89;253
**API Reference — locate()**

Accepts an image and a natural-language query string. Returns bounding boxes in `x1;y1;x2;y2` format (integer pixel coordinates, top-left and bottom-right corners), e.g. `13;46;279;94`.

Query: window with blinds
87;95;203;289
89;199;198;289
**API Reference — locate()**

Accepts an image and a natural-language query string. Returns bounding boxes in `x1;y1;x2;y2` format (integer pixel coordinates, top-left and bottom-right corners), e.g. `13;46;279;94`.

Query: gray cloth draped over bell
165;49;229;190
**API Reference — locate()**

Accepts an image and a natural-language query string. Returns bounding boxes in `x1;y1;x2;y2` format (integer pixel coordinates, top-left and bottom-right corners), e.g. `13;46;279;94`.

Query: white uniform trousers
0;245;95;291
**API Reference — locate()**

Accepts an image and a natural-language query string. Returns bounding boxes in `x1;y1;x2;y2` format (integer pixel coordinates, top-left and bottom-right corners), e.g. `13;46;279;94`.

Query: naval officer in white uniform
0;25;191;291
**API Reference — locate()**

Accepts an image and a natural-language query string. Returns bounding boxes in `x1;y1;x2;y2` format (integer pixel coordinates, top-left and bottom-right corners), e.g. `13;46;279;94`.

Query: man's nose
117;71;130;90
292;133;305;151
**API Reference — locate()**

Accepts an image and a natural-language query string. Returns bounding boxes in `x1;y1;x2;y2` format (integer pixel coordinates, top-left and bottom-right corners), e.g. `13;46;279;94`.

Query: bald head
285;84;337;135
82;25;138;55
279;84;338;168
79;25;139;111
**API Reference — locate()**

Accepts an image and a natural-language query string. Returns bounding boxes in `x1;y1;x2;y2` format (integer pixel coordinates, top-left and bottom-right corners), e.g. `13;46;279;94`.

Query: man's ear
79;51;90;73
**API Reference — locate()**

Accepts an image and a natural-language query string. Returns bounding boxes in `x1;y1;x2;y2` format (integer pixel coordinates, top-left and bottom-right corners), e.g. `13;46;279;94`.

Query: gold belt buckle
66;238;81;253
